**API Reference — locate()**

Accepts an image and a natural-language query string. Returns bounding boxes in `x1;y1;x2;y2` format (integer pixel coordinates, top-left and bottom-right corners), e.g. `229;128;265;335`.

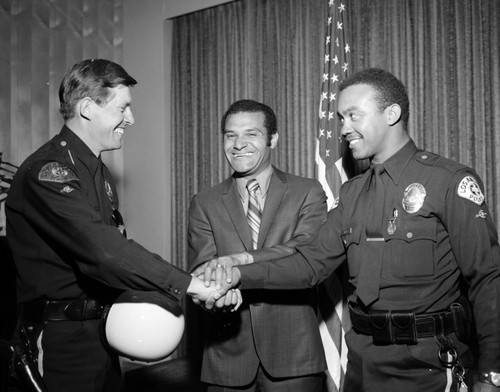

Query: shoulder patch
457;175;484;205
38;162;79;183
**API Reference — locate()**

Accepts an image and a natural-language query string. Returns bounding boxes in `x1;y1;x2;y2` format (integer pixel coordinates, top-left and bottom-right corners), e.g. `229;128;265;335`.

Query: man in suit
188;99;328;392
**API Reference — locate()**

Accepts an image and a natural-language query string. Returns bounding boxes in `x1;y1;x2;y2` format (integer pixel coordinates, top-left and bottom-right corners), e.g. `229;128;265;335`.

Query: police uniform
239;140;500;392
6;126;191;392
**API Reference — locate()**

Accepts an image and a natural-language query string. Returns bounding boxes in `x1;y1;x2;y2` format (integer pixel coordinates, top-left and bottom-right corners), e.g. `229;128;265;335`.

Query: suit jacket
188;167;328;386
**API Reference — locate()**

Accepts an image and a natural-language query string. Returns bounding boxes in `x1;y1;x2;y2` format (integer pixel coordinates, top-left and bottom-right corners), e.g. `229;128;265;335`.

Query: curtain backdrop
171;0;500;357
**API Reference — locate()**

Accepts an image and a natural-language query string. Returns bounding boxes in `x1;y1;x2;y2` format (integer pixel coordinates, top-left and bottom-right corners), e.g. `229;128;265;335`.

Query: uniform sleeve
21;161;191;299
442;169;500;372
239;200;346;290
248;180;328;262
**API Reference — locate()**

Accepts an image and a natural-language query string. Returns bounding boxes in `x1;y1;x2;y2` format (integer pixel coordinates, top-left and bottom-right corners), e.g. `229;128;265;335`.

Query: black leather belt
22;299;105;323
349;302;456;345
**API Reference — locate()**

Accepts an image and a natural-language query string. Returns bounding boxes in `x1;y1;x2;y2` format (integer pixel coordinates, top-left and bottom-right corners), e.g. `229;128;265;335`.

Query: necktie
246;179;262;250
356;164;385;307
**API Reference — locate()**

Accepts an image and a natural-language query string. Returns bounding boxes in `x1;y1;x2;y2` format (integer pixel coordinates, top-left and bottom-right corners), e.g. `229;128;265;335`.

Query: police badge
402;183;426;214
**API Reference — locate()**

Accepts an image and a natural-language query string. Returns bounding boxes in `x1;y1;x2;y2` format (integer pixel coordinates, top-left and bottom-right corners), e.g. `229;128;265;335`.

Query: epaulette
415;151;466;174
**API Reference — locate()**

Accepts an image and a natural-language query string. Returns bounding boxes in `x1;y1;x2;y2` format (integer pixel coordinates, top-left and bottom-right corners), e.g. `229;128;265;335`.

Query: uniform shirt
6;126;191;303
239;139;500;372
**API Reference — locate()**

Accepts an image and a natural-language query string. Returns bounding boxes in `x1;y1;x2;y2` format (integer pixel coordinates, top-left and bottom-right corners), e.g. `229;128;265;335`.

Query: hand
193;288;243;313
191;253;253;288
214;289;243;312
187;275;232;310
473;381;500;392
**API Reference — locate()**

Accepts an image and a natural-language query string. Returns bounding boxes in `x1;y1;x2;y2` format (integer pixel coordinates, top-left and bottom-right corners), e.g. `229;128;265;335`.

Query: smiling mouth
232;152;253;158
347;138;361;147
114;128;124;135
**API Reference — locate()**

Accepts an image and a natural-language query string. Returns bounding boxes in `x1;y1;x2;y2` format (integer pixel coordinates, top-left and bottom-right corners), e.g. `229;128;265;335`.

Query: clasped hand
191;253;249;312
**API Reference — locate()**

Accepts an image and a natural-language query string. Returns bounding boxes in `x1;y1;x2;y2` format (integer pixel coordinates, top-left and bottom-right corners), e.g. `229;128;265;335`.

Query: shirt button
421;154;428;160
61;141;67;146
406;232;413;239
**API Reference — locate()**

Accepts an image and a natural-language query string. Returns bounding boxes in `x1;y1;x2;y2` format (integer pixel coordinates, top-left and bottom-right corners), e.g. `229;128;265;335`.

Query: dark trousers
343;329;473;392
36;319;121;392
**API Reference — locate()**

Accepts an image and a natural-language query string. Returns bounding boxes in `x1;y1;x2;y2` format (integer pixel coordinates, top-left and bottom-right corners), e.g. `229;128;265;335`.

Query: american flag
315;1;352;391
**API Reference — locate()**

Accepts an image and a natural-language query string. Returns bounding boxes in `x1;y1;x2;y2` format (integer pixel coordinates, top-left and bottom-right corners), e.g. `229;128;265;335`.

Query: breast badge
457;176;484;206
39;162;78;183
402;183;426;214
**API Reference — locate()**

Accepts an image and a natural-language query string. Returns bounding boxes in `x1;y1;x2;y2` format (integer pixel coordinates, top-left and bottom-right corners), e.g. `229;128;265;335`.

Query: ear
384;104;402;126
78;97;94;121
269;133;279;149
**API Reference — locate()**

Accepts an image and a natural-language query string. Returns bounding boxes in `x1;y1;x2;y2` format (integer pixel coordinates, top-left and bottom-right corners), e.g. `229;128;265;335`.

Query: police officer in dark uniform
5;59;233;392
212;68;500;392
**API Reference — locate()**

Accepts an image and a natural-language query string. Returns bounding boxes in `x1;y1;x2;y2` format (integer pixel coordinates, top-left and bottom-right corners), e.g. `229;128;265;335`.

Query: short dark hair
339;68;409;128
59;59;137;121
221;99;277;144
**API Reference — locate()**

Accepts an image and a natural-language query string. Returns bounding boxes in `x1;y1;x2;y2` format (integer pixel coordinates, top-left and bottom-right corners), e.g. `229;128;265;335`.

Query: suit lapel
221;177;253;250
258;169;287;248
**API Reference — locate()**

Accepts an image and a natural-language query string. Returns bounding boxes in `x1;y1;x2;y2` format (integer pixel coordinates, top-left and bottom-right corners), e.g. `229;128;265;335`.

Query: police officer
210;68;500;392
5;59;232;392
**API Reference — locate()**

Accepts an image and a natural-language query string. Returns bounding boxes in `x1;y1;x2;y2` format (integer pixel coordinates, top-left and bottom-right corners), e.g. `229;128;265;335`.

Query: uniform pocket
388;215;437;277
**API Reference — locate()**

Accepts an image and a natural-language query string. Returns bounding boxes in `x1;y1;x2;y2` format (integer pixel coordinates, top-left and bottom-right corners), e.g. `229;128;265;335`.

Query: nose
124;108;135;126
233;136;247;150
340;122;352;137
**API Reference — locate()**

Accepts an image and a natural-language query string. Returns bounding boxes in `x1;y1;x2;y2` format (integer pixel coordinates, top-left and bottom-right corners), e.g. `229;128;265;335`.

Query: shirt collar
60;125;102;177
379;139;418;186
236;164;274;198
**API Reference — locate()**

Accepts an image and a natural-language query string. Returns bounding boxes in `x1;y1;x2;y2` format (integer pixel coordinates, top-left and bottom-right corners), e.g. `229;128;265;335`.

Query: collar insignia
104;181;114;203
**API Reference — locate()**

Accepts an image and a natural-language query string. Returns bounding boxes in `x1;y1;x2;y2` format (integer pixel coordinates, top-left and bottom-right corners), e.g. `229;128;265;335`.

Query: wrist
232;267;242;287
243;252;254;264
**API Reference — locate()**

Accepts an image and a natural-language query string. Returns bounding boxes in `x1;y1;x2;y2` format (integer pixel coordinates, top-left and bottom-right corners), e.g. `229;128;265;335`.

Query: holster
2;322;49;392
10;342;49;392
369;310;418;345
450;296;472;343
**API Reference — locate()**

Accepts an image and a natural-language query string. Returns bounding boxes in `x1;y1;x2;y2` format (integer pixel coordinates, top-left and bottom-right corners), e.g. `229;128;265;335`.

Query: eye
337;115;345;124
350;113;360;121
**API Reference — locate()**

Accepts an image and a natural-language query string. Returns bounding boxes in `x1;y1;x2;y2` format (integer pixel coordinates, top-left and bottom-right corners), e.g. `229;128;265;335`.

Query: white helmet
101;291;185;362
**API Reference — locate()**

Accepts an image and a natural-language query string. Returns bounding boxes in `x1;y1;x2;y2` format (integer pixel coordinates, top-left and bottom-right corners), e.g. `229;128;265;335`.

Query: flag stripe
316;1;353;391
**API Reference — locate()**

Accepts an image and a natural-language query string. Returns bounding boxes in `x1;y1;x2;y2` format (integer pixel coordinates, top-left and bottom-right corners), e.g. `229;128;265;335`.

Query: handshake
188;252;254;313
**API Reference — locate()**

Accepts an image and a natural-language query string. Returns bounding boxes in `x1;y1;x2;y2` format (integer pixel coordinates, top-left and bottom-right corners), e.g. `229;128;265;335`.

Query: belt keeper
391;311;418;344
